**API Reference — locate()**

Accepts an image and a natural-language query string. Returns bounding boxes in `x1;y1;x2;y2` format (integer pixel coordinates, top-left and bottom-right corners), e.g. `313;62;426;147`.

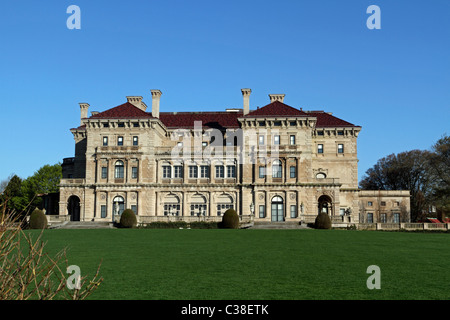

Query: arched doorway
318;195;333;216
113;196;125;219
67;196;81;221
271;196;284;222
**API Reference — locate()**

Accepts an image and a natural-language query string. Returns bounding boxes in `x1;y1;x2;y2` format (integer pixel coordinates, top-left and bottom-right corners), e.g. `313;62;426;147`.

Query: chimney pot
269;94;285;103
241;88;251;115
79;103;90;125
127;96;146;111
150;89;162;118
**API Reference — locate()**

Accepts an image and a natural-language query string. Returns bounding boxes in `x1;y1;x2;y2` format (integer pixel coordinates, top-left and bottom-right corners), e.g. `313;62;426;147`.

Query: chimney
79;103;89;125
150;89;162;118
127;96;146;111
269;94;285;103
241;88;251;116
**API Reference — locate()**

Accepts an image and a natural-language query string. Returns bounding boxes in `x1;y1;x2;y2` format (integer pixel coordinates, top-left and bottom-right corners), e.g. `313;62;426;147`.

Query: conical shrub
314;212;331;229
119;209;137;228
220;208;239;229
29;208;48;229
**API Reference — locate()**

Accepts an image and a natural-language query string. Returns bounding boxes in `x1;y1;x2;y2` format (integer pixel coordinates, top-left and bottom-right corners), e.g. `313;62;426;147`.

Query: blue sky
0;0;448;183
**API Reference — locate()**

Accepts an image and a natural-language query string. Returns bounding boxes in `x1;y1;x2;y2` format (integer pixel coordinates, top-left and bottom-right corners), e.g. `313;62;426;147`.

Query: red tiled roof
90;102;150;119
77;100;358;129
159;111;242;129
305;111;358;128
244;100;308;117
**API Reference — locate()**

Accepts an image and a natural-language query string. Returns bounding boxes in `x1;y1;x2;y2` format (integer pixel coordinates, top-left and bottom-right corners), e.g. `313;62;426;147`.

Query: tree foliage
0;163;62;216
359;135;450;221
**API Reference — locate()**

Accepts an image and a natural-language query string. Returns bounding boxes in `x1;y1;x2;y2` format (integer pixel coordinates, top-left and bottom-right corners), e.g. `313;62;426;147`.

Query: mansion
58;89;411;225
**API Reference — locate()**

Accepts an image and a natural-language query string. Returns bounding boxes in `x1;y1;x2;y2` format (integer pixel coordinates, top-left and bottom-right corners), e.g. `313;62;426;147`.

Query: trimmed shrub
315;212;331;229
119;209;137;228
140;221;188;229
220;209;239;229
189;221;219;229
29;208;48;229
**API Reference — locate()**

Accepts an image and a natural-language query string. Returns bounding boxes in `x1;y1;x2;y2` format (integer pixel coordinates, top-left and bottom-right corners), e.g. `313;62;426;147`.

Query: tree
0;163;62;217
427;135;450;217
359;150;432;222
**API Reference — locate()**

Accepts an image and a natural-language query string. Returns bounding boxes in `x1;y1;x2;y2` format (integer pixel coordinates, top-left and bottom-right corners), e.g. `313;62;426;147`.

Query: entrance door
271;196;284;222
67;196;81;221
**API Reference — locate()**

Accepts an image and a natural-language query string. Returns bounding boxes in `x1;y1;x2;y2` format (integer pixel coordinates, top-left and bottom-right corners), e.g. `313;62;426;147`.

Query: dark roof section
89;102;150;119
159;111;242;129
73;100;359;129
305;111;358;128
244;100;308;117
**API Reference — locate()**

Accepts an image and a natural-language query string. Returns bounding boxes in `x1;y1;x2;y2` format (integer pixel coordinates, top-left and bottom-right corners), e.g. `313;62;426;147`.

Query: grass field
30;228;450;300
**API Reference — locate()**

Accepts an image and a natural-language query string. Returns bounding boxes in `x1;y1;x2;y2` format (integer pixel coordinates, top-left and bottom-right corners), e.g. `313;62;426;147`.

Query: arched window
190;194;207;216
216;194;234;216
115;160;124;179
163;194;180;216
272;160;282;178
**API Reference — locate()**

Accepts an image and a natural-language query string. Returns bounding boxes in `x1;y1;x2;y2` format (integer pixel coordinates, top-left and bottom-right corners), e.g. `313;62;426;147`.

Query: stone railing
137;215;254;225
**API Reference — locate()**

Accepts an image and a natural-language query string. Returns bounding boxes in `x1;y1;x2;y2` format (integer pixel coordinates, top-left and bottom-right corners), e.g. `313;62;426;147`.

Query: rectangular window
164;204;181;216
290;135;296;145
381;213;387;223
118;123;125;128
272;162;282;178
290;205;297;218
317;131;324;136
162;166;171;179
259;205;265;218
274;121;282;127
393;213;400;223
202;141;208;147
133;122;139;128
101;205;107;218
381;201;386;206
259;135;265;145
338;144;344;154
259;166;266;178
338;131;344;136
133;136;138;146
227;165;236;178
174;166;183;178
340;208;346;216
215;165;224;178
101;167;107;179
290;121;296;126
103;137;108;146
368;201;373;207
200;166;210;178
290;166;296;178
190;204;207;216
132;167;138;179
217;204;233;216
131;205;137;215
189;166;198;178
118;136;123;146
318;144;323;154
367;213;373;223
274;135;280;145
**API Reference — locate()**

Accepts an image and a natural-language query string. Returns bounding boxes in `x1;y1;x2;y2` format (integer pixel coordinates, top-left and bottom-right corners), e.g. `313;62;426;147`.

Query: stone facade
58;89;411;224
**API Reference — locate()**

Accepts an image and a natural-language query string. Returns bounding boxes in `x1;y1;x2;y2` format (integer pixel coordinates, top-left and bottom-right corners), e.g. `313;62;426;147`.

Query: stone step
51;221;114;229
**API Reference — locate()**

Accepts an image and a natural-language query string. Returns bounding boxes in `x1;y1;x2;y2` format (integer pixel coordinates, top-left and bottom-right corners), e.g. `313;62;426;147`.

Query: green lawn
30;228;450;300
